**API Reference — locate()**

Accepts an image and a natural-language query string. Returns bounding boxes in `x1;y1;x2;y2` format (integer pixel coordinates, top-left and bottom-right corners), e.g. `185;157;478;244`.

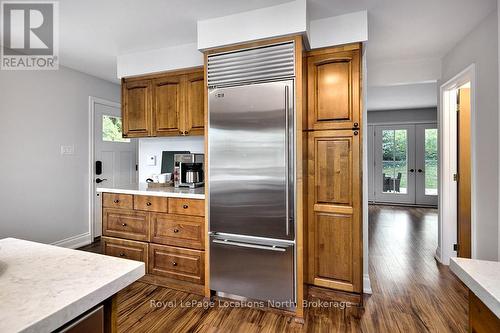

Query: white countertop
0;238;145;333
97;183;205;199
450;257;500;318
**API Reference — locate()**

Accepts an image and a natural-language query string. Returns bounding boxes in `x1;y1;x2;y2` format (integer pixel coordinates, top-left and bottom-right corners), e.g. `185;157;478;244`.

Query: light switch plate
147;155;156;166
60;145;75;155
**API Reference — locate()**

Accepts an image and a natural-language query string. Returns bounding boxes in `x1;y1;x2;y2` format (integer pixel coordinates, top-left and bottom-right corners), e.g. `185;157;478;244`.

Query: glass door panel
416;124;438;205
374;125;415;204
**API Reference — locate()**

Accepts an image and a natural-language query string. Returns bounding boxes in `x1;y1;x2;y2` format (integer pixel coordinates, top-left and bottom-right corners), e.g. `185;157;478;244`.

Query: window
102;115;130;143
381;129;408;194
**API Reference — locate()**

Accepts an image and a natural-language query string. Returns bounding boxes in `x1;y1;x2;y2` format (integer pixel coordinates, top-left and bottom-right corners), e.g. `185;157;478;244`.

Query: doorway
370;123;438;206
438;64;475;264
89;97;138;239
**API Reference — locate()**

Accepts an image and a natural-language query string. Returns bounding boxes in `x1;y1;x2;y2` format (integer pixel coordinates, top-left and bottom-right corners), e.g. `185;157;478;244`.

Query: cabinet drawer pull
172;262;177;266
114;199;120;204
183;204;189;209
173;228;179;233
146;202;152;206
119;253;125;257
121;223;127;227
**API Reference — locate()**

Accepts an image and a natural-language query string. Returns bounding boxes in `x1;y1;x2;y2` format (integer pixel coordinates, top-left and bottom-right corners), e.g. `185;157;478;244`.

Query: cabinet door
122;79;153;137
307;48;360;130
307;130;362;293
153;76;183;136
184;71;205;136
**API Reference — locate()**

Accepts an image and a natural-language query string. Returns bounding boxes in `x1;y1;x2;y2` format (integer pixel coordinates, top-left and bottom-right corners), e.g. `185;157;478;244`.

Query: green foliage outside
382;128;437;192
103;115;130;143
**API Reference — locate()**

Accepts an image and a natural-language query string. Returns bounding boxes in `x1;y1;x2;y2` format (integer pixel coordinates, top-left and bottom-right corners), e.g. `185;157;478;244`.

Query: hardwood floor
81;205;468;332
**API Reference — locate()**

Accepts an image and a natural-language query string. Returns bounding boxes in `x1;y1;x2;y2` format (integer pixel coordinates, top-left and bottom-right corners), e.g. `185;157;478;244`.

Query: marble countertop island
0;238;145;333
450;257;500;318
97;183;205;199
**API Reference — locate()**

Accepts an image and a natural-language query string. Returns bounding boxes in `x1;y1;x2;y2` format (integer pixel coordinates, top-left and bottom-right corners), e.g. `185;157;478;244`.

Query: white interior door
374;125;416;204
415;124;438;205
93;99;137;237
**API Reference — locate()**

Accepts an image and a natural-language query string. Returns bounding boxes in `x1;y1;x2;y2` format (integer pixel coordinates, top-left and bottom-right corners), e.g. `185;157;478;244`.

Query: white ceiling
58;0;497;93
367;82;437;111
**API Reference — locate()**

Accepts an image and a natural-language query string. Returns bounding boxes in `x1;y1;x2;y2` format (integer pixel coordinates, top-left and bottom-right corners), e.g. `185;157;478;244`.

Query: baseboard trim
363;274;372;294
434;246;443;264
51;232;92;249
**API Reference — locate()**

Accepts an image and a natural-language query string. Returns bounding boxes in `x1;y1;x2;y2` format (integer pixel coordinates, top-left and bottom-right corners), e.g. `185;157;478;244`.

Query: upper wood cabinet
153;75;183;136
122;79;153;137
306;45;361;131
122;67;205;138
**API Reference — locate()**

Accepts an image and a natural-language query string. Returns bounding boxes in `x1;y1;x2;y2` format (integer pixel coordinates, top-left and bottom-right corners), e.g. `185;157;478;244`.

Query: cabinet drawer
102;237;148;269
151;213;205;250
168;198;204;216
134;195;169;213
102;193;133;210
149;244;204;285
103;208;150;241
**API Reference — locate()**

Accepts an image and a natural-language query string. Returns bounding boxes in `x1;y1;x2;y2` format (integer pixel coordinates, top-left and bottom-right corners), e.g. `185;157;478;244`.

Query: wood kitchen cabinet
306;44;360;131
121;67;204;138
101;193;206;295
305;43;363;295
122;79;153;137
307;130;361;293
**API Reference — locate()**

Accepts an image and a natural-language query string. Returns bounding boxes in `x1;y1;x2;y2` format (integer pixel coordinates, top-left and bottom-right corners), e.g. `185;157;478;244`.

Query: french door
373;124;438;206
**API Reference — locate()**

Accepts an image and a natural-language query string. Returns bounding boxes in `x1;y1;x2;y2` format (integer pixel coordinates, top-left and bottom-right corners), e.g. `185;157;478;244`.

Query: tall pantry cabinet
305;43;363;294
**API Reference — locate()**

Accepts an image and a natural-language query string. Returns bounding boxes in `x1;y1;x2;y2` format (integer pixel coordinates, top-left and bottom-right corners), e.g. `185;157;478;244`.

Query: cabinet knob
119;253;125;257
353;131;359;136
184;131;189;135
172;262;177;266
354;122;359;128
179;130;183;135
114;199;120;204
146;202;152;206
173;229;179;233
183;204;189;209
121;223;127;227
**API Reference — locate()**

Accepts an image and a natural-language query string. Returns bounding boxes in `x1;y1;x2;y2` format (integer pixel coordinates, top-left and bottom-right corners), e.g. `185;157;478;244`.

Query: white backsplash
138;136;205;182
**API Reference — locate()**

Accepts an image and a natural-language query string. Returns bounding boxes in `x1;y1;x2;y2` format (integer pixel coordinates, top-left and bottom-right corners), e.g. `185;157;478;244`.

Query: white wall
309;11;368;49
368;83;437;111
368;108;438;124
197;0;307;50
117;43;203;79
368;58;441;87
440;9;499;261
0;66;120;247
138;137;205;183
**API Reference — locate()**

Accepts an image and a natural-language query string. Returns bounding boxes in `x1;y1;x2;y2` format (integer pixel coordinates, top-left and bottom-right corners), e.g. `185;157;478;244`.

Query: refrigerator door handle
212;239;287;252
285;85;290;236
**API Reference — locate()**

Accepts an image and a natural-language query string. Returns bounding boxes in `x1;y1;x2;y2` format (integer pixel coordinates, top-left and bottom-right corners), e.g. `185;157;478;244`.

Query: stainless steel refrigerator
208;42;296;305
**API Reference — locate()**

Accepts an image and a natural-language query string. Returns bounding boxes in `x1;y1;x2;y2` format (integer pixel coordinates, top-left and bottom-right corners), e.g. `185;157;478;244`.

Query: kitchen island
450;257;500;333
0;238;145;333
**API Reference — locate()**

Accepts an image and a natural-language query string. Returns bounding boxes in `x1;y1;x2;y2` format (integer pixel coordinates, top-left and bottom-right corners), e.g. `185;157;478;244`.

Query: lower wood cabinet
150;213;205;250
149;244;204;285
101;193;206;295
307;130;362;293
102;237;149;270
102;208;150;242
469;290;500;333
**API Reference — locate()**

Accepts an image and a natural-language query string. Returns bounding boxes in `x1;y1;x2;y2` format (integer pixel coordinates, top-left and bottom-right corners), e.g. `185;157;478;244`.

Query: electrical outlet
60;145;75;155
147;155;156;166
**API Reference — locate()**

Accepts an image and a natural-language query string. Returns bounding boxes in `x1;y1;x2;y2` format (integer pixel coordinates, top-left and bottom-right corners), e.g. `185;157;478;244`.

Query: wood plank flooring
81;205;468;332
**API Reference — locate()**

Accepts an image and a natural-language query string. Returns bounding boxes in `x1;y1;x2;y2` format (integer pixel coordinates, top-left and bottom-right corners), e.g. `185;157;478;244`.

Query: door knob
418;169;423;173
96;178;107;184
409;169;415;173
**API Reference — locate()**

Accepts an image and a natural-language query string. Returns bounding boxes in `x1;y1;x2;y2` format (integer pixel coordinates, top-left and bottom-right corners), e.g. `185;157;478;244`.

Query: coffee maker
173;154;205;188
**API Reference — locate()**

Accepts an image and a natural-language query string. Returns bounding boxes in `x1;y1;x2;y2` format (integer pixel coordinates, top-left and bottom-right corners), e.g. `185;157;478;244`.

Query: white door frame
437;64;477;265
88;96;122;240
